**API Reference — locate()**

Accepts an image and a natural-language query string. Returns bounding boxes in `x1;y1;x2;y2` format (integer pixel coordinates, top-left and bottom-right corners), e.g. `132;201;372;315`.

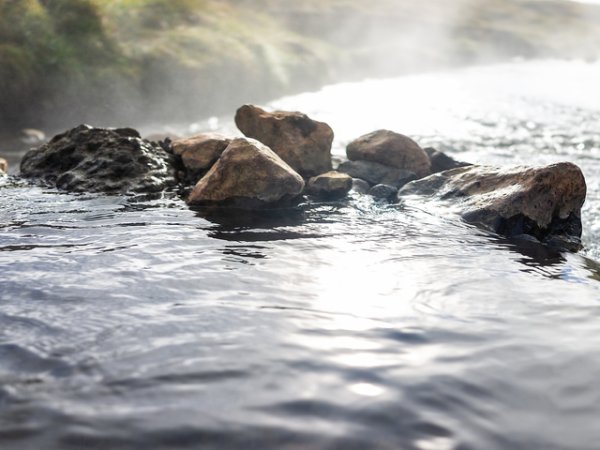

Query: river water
1;60;600;449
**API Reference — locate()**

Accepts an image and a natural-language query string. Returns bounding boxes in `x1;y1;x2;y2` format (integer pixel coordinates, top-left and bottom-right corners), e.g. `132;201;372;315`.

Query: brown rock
347;130;431;178
235;104;333;178
171;133;231;177
398;162;586;243
188;138;304;208
0;157;7;174
306;171;352;199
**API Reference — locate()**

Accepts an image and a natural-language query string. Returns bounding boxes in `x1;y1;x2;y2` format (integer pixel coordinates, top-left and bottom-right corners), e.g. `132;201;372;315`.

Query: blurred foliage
0;0;599;133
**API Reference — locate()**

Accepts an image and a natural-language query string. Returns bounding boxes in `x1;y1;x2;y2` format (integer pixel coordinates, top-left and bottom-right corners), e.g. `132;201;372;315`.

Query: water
2;60;600;449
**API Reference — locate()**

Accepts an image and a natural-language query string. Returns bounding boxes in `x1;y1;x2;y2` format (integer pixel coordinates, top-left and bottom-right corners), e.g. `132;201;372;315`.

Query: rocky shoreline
6;104;587;252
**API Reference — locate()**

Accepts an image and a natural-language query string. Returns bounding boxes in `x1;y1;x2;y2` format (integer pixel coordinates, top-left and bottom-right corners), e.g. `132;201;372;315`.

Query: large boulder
347;130;431;178
337;159;417;187
20;125;177;193
306;171;352;199
171;133;231;180
188;138;305;208
398;162;586;246
235;104;333;178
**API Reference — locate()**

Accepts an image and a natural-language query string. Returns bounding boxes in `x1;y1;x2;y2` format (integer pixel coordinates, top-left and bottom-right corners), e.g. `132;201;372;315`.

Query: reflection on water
2;60;600;449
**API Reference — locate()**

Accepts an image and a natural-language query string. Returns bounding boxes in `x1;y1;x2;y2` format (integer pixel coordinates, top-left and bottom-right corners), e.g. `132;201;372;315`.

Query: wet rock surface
398;162;587;245
171;133;231;181
347;130;431;177
369;184;398;200
188;138;304;208
20;125;177;193
235;104;334;178
306;171;352;199
337;160;417;187
424;147;471;173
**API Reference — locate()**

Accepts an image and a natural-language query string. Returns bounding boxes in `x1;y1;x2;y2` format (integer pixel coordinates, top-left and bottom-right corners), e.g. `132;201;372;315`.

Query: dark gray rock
20;125;178;193
424;147;471;173
351;178;370;194
369;184;398;200
338;160;415;187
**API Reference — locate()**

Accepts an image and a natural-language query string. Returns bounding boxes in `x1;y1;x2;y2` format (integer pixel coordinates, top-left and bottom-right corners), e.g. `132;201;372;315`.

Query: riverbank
1;0;599;149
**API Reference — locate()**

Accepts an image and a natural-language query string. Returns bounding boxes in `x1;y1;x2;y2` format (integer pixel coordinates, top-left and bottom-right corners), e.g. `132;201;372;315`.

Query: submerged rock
424;147;471;173
398;163;586;246
347;130;431;177
171;133;231;180
235;104;334;178
369;184;398;200
337;160;416;187
306;171;352;199
0;157;7;174
20;125;177;193
188;138;304;208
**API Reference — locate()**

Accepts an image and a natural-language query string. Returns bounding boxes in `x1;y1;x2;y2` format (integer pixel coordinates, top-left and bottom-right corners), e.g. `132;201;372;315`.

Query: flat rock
306;171;352;199
171;133;231;179
337;159;416;187
20;125;177;193
188;137;304;208
347;130;431;177
398;162;586;244
235;104;333;178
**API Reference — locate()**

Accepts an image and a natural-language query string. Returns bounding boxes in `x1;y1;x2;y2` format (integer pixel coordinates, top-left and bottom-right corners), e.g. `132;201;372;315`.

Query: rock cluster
16;105;588;251
20;125;177;193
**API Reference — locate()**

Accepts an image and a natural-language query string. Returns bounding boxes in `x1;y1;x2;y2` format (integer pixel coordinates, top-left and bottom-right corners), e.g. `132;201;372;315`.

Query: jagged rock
369;184;398;200
306;171;352;199
424;147;471;173
398;162;586;245
0;157;7;174
188;138;304;208
20;124;177;193
235;104;333;178
171;133;231;180
351;178;370;194
337;159;416;187
347;130;431;177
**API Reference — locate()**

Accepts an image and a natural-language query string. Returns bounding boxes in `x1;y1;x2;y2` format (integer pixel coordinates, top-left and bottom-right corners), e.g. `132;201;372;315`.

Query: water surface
2;60;600;449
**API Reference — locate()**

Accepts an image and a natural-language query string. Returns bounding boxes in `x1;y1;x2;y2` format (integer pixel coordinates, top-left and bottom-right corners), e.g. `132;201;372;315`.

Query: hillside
1;0;599;137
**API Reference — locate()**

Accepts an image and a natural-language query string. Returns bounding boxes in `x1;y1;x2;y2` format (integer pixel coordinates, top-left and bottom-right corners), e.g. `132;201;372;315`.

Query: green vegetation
1;0;599;134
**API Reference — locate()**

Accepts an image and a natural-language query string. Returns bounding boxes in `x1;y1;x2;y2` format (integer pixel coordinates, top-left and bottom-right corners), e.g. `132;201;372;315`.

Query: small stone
351;178;370;194
306;171;352;199
424;147;471;173
188;138;304;208
369;184;398;200
347;130;431;177
235;104;334;178
0;158;7;174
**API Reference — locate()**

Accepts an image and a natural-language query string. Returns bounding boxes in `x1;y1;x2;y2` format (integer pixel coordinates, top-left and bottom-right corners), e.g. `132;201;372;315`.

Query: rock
369;184;398;200
306;171;352;199
398;163;586;245
337;159;416;187
424;147;471;173
188;137;305;208
235;104;333;178
351;178;370;194
0;157;7;174
171;133;231;180
20;124;177;193
347;130;431;177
